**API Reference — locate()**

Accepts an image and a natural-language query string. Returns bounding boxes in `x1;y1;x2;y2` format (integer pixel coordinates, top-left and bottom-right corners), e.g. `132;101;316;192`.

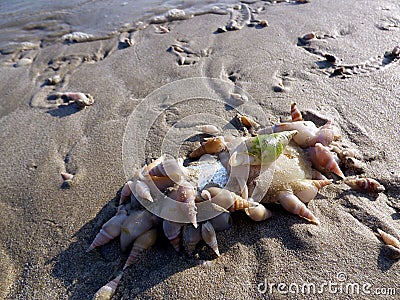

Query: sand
0;0;399;299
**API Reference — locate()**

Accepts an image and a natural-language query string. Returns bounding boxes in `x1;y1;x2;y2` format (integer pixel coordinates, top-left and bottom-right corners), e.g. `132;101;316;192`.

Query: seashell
120;210;160;252
148;157;188;182
124;228;158;269
290;102;303;121
150;175;174;191
243;131;297;165
238;114;260;128
344;177;385;194
377;228;400;249
61;172;74;181
120;181;133;204
55;92;94;108
308;143;345;178
206;187;234;210
163;220;183;252
258;20;269;27
210;212;233;231
47;74;61;85
302;32;315;40
201;221;220;256
392;45;400;57
135;180;153;202
189;137;226;158
245;201;271;222
196;125;220;135
159;25;169;33
344;157;364;173
277;191;319;225
292;179;332;203
87;205;128;251
92;273;122;300
177;182;198;227
230;93;248;103
182;224;202;255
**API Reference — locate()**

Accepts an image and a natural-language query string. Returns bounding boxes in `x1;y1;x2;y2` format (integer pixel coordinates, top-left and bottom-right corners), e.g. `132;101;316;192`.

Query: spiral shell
135;180;153;202
92;273;122;300
308;143;344;178
196;125;220;135
344;177;385;194
377;228;400;249
201;221;220;256
120;210;160;252
124;228;158;269
189;137;226;158
277;191;319;225
87;205;128;251
177;182;198;227
120;181;133;204
148;158;188;182
163;220;183;252
245;202;271;222
238;114;260;128
290;102;303;122
292;179;332;203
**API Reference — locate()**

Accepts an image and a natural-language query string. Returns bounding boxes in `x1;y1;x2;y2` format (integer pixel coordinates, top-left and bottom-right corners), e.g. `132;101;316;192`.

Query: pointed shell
163;220;183;252
124;229;158;269
201;221;220;256
92;273;122;300
135;180;153;202
377;229;400;249
290;102;303;121
344;177;385;194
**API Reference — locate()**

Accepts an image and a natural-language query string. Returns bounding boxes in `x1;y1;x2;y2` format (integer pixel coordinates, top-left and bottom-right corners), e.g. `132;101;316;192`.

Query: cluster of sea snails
89;102;385;300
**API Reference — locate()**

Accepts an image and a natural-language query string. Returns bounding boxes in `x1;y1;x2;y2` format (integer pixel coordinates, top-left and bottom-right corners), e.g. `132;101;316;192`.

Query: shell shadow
48;188;312;299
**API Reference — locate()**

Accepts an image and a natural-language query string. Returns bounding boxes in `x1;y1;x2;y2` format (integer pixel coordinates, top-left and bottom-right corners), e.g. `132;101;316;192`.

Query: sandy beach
0;0;399;299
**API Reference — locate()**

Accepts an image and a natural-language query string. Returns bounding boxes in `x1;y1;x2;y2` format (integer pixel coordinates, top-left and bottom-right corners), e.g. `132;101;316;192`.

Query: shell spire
290;102;303;121
278;191;319;225
308;143;344;178
177;182;198;227
344;177;385;194
87;205;128;252
377;228;400;249
135;180;153;202
92;273;122;300
201;221;220;256
163;220;183;252
124;228;158;270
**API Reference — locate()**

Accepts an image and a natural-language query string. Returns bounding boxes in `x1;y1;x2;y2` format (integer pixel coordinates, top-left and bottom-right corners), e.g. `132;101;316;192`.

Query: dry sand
0;0;399;299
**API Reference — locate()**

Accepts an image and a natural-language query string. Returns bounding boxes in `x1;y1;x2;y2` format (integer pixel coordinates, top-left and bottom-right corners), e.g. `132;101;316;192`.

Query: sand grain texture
0;0;399;299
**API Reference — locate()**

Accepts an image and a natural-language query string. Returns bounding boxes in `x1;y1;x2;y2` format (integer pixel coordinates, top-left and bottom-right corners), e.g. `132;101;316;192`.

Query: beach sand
0;0;399;299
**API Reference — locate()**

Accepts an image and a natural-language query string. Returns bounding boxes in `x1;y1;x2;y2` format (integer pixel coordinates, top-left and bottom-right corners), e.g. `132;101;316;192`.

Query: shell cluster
88;102;385;299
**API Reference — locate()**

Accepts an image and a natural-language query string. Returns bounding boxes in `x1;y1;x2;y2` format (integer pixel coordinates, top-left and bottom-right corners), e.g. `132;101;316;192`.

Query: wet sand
0;0;399;299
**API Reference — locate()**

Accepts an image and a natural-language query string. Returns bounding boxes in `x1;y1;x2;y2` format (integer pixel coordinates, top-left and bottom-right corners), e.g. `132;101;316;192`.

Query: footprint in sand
168;39;213;66
272;71;295;93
